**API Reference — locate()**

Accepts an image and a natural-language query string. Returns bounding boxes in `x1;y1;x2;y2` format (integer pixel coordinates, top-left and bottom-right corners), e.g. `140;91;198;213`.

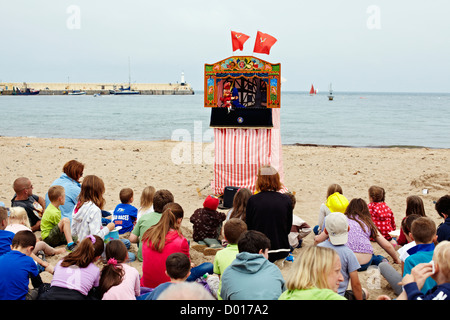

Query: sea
0;91;449;149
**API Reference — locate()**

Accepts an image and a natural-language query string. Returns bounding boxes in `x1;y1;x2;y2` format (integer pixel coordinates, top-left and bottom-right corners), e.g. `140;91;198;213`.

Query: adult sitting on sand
245;165;292;263
11;177;46;232
45;160;84;224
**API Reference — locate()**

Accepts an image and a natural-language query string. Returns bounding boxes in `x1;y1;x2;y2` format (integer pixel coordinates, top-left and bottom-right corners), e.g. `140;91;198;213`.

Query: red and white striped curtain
211;109;285;194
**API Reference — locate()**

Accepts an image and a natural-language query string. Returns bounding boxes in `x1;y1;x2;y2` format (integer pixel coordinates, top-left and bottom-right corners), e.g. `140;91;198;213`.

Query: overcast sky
1;0;449;93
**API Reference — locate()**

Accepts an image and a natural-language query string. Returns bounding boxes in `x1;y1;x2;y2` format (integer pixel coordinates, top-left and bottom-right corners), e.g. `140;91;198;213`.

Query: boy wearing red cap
190;195;226;254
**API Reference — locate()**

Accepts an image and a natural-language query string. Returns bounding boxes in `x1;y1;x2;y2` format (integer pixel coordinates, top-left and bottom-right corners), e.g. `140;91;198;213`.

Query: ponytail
61;235;104;268
98;240;127;298
142;207;180;252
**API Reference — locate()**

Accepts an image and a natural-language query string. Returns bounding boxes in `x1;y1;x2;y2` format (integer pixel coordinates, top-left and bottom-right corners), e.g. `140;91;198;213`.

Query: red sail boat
309;84;317;95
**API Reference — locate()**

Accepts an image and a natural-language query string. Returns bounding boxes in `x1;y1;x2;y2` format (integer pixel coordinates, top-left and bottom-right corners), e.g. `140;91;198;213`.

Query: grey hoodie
220;252;285;300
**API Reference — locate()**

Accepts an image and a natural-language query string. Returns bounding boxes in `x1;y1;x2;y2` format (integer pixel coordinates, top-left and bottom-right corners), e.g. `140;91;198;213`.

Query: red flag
231;31;250;51
253;31;277;55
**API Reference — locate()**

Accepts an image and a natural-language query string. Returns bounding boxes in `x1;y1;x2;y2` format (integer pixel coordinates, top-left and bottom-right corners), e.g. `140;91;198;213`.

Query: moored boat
111;86;140;95
68;90;86;95
13;87;40;95
111;57;141;95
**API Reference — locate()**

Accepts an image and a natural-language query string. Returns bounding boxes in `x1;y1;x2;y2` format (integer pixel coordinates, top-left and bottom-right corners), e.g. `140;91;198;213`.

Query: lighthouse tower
180;72;186;86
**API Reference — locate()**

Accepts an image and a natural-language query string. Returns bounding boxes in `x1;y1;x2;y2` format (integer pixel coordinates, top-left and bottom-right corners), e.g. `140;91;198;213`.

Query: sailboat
328;83;334;101
112;86;140;95
111;57;140;95
309;84;317;95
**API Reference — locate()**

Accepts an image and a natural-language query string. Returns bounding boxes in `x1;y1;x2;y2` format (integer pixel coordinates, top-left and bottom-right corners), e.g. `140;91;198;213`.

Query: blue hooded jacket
45;173;81;223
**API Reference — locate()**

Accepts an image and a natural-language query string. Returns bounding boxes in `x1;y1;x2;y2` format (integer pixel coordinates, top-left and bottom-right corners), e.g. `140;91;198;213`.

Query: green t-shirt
40;203;61;240
131;211;162;261
213;243;239;300
278;288;347;300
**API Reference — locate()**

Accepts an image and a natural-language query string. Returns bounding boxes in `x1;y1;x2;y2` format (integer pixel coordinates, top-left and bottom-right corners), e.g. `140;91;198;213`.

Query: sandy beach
1;136;449;300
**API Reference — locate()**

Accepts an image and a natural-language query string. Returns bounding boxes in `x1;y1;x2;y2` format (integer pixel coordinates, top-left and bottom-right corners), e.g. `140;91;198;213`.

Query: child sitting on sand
226;188;252;221
0;230;39;300
286;192;311;250
402;217;438;294
140;203;213;289
0;206;14;257
368;185;397;246
333;198;401;271
130;189;174;262
40;185;77;251
435;195;450;243
397;195;426;246
136;186;155;221
314;184;347;235
190;195;226;251
398;240;450;300
6;207;61;273
144;252;192;300
39;235;104;300
213;218;248;299
71;175;115;241
318;212;368;300
220;230;285;300
379;214;425;295
99;240;140;300
112;188;138;235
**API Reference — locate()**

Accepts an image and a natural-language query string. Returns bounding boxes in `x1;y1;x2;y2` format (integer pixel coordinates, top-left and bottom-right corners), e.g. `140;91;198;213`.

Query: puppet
231;87;245;109
220;82;232;113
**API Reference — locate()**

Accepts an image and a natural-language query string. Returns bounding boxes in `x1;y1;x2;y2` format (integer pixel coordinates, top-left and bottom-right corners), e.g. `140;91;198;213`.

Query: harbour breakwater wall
0;82;195;95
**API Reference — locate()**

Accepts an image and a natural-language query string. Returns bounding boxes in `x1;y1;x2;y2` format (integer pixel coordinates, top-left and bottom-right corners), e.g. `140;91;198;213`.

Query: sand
1;136;449;300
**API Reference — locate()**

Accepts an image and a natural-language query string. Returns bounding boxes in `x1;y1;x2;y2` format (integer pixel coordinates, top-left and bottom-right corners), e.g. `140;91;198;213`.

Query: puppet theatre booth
204;56;287;200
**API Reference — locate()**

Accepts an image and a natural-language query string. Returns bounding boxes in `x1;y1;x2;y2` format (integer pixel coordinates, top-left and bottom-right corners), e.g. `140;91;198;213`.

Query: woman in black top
245;166;293;262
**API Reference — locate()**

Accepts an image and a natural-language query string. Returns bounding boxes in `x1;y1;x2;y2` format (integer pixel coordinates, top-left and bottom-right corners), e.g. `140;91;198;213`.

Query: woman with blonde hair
279;246;346;300
246;165;292;262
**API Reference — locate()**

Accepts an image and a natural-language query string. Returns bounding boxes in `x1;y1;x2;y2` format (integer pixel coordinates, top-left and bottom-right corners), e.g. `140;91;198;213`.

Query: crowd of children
1;160;450;301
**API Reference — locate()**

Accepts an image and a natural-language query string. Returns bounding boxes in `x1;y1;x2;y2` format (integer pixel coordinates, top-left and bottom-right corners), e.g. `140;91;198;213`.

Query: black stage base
209;107;273;128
